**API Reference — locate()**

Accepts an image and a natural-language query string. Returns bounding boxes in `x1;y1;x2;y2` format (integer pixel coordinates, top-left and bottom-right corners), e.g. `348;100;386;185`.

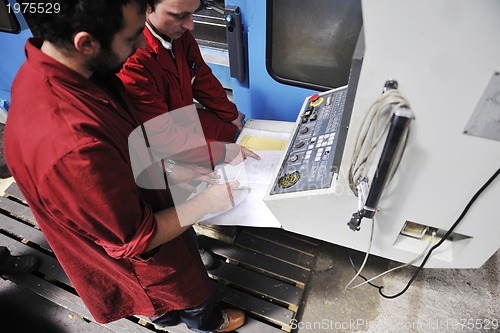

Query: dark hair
145;0;156;11
146;0;204;14
26;0;146;49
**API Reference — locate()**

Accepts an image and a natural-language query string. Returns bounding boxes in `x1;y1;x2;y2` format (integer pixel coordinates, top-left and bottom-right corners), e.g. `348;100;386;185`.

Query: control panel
270;86;348;194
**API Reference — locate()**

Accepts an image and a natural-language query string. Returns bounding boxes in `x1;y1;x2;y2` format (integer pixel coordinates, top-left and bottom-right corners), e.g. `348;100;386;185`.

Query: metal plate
464;71;500;142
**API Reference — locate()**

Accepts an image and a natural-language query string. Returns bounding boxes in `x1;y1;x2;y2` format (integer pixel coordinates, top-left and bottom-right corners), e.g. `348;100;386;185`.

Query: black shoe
198;248;216;270
0;254;40;274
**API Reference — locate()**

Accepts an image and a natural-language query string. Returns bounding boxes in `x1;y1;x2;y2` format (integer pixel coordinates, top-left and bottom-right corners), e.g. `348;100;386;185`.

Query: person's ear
73;31;100;56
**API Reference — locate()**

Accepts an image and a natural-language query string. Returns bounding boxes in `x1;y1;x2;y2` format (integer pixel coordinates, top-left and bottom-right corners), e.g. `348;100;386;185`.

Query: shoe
199;248;216;270
0;254;40;274
214;309;245;332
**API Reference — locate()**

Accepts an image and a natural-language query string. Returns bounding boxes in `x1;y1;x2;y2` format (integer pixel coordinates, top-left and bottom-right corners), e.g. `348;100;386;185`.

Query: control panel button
309;94;324;107
294;140;305;148
278;171;301;189
309;94;320;102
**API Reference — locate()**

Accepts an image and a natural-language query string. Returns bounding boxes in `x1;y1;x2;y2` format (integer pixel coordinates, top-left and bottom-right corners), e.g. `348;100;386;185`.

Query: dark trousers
150;288;222;333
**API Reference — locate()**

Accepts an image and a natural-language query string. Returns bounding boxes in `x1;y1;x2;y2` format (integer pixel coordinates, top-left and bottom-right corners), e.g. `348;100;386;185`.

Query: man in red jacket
119;0;245;141
5;0;245;332
118;0;256;270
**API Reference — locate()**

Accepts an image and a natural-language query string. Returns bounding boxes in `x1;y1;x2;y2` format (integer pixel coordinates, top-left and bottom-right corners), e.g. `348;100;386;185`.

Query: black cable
345;249;384;290
379;166;500;299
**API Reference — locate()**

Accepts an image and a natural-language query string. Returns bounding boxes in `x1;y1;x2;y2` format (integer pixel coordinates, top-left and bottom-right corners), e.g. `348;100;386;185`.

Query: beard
86;47;133;74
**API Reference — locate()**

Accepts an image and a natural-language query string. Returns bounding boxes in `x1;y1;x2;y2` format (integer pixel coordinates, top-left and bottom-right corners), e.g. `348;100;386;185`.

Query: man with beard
4;1;245;332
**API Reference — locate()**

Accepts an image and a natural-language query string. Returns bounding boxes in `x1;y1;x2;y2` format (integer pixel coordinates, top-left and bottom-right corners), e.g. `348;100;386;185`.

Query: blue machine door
194;0;362;122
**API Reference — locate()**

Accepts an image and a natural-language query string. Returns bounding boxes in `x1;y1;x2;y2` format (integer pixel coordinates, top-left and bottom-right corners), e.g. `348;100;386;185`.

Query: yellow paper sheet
239;135;288;151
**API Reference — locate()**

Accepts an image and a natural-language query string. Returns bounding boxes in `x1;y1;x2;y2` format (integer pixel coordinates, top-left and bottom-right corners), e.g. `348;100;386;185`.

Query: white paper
192;126;291;227
198;150;283;227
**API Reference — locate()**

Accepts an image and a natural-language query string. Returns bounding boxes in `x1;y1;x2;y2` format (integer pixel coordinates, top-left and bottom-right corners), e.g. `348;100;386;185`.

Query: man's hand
149;180;240;249
230;111;245;133
168;163;220;193
196;180;241;214
224;143;260;165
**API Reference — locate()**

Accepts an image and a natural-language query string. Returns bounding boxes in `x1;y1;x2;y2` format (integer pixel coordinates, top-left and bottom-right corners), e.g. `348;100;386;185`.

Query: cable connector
348;179;369;231
348;211;362;231
428;227;438;237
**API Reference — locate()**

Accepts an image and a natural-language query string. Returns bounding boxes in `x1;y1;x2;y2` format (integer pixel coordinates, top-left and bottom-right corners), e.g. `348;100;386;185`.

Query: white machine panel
264;0;500;268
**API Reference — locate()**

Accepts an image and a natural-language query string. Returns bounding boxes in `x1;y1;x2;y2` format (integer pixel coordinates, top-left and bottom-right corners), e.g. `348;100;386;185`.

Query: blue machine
0;0;362;123
0;0;32;119
215;0;319;122
195;0;362;122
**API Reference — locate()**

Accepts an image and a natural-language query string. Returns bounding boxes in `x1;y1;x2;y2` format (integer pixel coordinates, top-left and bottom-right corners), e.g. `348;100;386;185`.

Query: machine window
0;0;21;33
266;0;362;90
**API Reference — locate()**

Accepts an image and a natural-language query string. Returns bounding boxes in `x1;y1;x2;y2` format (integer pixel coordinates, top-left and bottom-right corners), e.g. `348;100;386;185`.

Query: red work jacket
4;39;212;324
119;28;238;164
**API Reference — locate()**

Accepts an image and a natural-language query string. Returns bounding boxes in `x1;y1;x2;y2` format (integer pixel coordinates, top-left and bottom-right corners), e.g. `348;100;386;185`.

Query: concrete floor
296;240;499;333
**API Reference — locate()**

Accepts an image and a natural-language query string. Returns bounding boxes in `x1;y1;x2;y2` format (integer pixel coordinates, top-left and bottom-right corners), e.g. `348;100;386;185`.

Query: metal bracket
224;6;245;82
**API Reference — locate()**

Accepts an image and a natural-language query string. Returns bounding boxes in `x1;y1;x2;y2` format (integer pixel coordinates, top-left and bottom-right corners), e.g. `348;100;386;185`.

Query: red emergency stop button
309;94;320;102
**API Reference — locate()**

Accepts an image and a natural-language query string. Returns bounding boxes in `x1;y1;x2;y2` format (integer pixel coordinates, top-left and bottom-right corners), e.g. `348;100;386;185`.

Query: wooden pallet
0;182;318;332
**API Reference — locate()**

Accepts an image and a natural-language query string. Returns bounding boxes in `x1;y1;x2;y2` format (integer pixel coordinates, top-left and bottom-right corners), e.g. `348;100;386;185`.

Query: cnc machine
195;0;500;269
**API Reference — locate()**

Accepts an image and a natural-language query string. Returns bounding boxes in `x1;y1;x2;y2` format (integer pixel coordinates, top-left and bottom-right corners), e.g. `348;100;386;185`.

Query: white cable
345;217;375;290
347;230;437;290
348;89;411;195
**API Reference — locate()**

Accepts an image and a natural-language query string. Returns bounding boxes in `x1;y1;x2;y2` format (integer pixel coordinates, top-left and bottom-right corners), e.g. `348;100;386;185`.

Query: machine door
193;0;362;121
